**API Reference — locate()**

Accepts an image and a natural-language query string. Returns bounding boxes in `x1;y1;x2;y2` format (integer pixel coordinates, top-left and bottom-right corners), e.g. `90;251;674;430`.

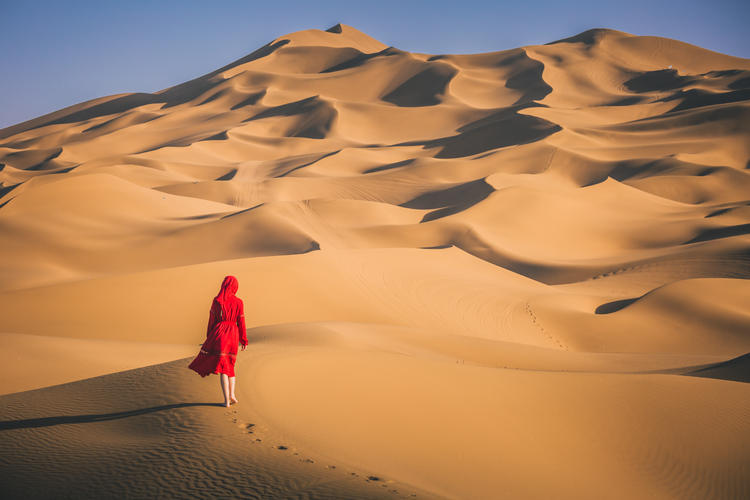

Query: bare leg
220;373;230;407
229;377;238;404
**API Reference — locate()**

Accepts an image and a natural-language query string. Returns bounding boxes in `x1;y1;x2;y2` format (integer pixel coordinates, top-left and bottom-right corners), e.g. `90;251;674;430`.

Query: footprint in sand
525;302;568;350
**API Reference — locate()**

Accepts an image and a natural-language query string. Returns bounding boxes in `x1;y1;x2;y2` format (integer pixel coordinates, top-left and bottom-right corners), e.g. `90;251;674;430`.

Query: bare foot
224;401;231;408
230;396;239;405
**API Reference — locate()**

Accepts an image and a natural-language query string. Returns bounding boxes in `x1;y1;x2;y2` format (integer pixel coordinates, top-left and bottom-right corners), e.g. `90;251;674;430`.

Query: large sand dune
1;24;749;499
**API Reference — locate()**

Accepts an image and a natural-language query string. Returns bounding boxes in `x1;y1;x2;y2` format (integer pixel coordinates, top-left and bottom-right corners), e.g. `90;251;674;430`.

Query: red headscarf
214;275;239;306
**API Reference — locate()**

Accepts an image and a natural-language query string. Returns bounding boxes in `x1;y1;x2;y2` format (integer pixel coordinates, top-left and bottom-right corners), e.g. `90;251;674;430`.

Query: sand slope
1;24;749;499
0;358;425;499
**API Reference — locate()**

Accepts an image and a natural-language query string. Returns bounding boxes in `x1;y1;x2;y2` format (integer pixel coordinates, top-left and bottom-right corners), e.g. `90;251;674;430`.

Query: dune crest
1;24;749;499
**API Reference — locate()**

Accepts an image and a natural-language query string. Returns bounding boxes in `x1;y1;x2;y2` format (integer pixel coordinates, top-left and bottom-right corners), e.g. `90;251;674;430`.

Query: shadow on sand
0;402;221;431
686;353;750;384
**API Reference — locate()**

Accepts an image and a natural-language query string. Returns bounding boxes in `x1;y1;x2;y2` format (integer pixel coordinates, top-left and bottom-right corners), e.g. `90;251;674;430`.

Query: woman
188;275;248;407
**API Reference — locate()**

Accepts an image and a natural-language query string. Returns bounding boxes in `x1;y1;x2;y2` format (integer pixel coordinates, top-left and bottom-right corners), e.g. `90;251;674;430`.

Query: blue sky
1;0;748;129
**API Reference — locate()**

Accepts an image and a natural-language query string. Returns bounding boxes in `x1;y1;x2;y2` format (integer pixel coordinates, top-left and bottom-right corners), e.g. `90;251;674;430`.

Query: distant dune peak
326;23;343;34
547;27;632;46
272;23;387;53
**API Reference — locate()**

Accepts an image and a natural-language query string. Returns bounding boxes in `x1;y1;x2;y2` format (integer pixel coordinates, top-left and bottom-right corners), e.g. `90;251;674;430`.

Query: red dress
189;276;248;377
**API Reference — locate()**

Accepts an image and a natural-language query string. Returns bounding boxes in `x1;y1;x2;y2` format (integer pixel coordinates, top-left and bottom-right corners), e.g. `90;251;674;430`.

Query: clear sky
2;0;748;129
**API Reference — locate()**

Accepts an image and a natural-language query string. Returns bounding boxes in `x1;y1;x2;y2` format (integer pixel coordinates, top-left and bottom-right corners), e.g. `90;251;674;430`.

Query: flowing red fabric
188;276;248;377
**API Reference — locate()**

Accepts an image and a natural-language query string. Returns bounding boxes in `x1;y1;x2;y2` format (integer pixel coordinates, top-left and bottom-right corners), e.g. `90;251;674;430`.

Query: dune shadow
2;147;62;170
413;105;561;158
0;93;162;141
320;46;402;73
221;203;264;219
198;88;230;106
0;402;221;431
167;212;226;221
685;223;750;244
547;28;617;47
277;150;340;177
624;69;695;93
244;96;337;139
658;88;750;112
326;23;343;34
606;157;722;183
502;50;552;105
401;178;495;222
202;131;229;142
230;89;267;110
246;96;320;121
82;112;160;134
363;158;415;174
382;63;457;107
216;167;237;180
595;297;638;314
0;181;19;200
687;353;750;384
705;207;732;218
705;201;750;219
729;75;750;90
621;67;750;113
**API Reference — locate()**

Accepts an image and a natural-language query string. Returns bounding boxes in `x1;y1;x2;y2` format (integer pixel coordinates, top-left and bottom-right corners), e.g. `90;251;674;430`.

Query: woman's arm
206;300;218;335
238;299;248;348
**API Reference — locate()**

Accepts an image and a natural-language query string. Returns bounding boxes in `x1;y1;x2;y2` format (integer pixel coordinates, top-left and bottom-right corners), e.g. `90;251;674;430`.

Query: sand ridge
1;24;749;499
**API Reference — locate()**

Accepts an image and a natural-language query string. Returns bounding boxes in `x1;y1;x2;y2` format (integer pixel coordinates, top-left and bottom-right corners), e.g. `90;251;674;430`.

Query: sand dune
1;24;749;499
248;326;750;499
0;359;423;499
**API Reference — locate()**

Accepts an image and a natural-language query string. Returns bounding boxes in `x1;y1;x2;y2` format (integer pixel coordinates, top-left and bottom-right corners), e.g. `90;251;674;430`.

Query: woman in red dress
188;275;248;407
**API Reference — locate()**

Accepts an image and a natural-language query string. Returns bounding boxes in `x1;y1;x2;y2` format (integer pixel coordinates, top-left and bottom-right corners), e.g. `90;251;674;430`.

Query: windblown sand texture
1;24;749;499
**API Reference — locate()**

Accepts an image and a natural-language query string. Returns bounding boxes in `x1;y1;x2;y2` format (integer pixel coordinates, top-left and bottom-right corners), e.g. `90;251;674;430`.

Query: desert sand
1;24;749;499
